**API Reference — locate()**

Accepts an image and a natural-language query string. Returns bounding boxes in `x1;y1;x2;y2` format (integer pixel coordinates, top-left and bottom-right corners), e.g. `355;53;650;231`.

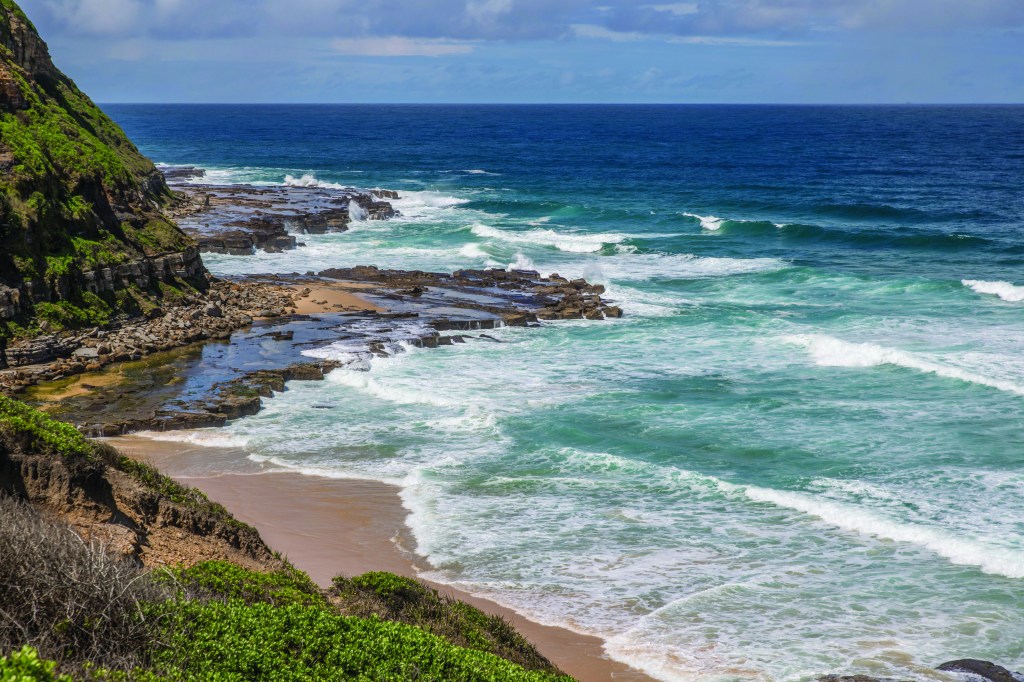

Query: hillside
0;394;572;680
0;0;206;356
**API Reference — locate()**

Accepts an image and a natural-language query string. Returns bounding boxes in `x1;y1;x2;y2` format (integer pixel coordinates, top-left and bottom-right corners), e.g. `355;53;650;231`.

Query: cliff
0;0;206;359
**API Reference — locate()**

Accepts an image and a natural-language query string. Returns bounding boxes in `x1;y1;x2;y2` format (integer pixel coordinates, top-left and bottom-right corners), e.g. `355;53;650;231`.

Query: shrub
0;496;168;674
333;572;561;675
0;646;72;682
0;395;94;458
167;561;325;608
144;599;573;682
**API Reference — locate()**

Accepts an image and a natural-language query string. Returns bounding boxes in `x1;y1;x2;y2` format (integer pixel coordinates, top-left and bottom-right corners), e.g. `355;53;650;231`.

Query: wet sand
111;436;656;682
289;281;384;315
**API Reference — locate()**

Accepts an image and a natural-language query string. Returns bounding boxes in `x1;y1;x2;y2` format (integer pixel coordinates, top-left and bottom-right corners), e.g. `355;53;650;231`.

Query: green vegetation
0;0;205;343
0;498;573;681
0;397;574;679
0;393;94;457
334;573;562;675
0;395;252;534
34;291;114;330
144;599;571;682
0;646;71;682
168;561;326;608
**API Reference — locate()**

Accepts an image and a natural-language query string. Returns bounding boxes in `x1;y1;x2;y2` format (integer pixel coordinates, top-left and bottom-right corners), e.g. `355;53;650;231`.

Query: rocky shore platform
162;166;398;255
11;265;621;437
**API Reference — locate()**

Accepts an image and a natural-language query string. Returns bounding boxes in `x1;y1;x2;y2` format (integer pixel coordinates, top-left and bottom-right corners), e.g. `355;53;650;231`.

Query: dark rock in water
937;660;1024;682
162;166;206;181
293;207;351;234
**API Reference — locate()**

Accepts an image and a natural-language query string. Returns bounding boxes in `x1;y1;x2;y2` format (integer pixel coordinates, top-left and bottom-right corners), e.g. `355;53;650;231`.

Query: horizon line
100;101;1024;107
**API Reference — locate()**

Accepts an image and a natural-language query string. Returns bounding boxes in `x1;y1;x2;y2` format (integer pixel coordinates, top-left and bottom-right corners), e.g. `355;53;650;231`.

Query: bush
0;496;168;674
333;572;561;675
167;561;325;608
0;646;71;682
0;395;95;458
144;599;573;682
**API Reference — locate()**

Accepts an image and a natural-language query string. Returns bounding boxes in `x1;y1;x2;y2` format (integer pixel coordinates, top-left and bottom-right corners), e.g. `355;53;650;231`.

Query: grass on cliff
0;393;94;457
0;395;249;529
0;0;194;288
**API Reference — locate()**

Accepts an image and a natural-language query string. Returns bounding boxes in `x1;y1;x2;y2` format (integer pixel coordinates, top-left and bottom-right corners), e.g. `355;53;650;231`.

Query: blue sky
19;0;1024;103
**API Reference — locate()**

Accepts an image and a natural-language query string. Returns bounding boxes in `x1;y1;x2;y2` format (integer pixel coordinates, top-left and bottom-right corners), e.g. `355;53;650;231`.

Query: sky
18;0;1024;104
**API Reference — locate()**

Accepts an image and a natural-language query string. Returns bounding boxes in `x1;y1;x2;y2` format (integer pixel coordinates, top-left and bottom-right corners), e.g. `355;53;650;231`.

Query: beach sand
110;436;656;682
289;281;384;315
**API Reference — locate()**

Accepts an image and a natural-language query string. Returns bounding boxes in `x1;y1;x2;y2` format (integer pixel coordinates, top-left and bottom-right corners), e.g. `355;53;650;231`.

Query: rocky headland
165;167;399;255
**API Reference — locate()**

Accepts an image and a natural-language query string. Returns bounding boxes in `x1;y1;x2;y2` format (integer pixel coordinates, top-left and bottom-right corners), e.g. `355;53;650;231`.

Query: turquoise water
109;105;1024;681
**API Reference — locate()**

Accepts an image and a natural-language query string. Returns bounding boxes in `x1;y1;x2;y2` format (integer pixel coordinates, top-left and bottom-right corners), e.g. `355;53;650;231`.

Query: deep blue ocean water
107;104;1024;681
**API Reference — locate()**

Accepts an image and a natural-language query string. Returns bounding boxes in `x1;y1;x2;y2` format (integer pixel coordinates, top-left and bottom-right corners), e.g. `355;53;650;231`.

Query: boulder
936;660;1023;682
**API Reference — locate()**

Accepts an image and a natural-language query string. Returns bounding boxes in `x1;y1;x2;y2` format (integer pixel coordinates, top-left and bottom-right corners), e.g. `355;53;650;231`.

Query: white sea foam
392;191;470;211
784;333;1024;397
682;212;725;231
552;450;1024;579
283;173;347;190
962;279;1024;302
507;253;535;271
742;485;1024;578
575;253;786;283
326;367;461;408
245;454;405;486
348;200;368;222
459;243;489;259
470;222;625;253
134;430;252;449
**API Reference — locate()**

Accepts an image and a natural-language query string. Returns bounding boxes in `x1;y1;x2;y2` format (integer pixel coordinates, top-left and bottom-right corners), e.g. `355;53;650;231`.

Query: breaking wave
962;279;1024;302
785;334;1024;397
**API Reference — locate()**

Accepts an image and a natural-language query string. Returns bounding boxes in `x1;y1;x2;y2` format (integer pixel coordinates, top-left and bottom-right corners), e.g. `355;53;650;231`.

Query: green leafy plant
334;572;560;674
167;561;325;608
0;394;94;458
0;646;72;682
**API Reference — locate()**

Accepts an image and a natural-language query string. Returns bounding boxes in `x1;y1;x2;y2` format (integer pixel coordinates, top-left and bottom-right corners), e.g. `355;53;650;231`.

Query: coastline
111;435;658;682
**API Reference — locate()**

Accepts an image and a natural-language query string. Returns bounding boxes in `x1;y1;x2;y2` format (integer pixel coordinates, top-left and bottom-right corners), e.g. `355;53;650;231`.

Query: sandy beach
289;281;384;315
110;436;656;682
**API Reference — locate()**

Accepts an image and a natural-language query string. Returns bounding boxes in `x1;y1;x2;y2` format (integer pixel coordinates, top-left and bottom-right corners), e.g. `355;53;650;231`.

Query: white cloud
42;0;140;35
572;23;803;46
330;36;475;57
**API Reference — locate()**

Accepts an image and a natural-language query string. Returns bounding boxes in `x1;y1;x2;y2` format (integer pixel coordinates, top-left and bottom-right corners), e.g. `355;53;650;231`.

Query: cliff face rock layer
0;0;206;356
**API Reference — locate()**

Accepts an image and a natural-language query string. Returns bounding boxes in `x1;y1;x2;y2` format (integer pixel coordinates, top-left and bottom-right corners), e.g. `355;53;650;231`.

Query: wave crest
785;333;1024;397
962;279;1024;302
470;222;626;253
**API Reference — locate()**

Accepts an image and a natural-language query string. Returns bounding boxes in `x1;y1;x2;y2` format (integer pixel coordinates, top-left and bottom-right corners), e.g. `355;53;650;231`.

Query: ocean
106;104;1024;681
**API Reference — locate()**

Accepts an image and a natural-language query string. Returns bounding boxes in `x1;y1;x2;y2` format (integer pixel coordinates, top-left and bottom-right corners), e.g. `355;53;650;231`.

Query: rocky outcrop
818;660;1024;682
165;179;398;255
198;218;298;255
0;248;206;323
0;279;297;381
320;266;622;321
